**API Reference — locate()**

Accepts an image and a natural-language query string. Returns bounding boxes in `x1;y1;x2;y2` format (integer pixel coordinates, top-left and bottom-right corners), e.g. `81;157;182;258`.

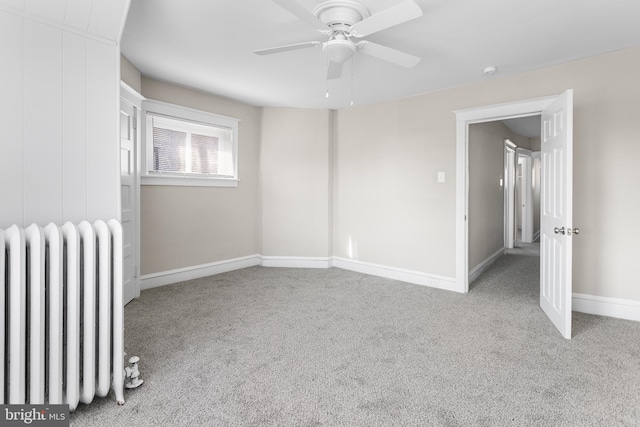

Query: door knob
568;228;580;235
554;227;565;235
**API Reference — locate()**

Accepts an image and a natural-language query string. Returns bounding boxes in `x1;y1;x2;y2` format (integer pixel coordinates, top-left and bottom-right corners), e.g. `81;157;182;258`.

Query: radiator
0;220;125;411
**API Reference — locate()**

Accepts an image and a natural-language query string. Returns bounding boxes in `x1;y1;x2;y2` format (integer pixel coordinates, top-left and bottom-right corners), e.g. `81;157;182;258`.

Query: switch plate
437;171;445;183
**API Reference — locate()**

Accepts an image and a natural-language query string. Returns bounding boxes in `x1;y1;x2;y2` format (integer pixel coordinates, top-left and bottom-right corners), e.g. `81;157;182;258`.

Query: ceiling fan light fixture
324;39;356;63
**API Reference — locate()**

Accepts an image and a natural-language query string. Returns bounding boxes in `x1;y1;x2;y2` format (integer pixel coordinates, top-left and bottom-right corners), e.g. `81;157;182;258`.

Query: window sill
141;175;239;188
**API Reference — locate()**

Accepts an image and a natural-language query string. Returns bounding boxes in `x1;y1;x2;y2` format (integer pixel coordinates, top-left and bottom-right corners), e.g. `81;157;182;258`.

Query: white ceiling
121;0;640;109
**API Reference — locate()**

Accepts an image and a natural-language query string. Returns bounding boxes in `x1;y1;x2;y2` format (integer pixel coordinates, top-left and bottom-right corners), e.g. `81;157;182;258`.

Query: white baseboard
141;254;261;290
572;293;640;322
469;248;505;284
333;257;459;292
261;256;332;269
142;254;458;293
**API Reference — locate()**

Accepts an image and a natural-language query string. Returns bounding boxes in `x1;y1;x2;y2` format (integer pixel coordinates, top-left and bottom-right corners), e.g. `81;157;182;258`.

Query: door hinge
133;114;137;130
134;266;138;278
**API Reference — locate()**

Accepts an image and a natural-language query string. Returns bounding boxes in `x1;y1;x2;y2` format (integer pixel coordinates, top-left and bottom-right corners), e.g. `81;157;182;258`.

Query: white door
120;99;139;305
504;143;516;249
540;90;574;339
517;150;534;243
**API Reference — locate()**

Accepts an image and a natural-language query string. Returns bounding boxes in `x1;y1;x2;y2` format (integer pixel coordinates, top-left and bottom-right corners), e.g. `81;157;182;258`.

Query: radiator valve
125;356;144;389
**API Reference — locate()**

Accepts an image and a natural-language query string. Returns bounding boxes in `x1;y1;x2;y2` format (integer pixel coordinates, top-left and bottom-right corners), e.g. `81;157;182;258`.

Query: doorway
455;91;575;338
506;139;541;256
465;122;540;285
504;133;541;250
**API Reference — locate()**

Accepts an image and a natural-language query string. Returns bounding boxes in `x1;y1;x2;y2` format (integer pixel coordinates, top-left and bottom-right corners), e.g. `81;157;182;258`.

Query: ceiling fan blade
358;41;421;68
350;0;423;38
255;41;322;56
271;0;330;33
326;61;344;80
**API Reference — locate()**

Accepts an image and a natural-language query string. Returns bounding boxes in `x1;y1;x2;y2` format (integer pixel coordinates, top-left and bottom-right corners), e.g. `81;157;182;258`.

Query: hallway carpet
71;255;640;426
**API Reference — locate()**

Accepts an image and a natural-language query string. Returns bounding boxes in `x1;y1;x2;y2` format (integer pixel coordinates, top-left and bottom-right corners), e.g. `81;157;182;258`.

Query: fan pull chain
325;43;330;98
350;55;355;106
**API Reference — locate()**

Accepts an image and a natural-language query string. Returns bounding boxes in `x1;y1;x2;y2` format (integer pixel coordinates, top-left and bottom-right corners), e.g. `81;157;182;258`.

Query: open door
120;97;140;305
517;149;534;243
504;141;516;249
540;89;574;339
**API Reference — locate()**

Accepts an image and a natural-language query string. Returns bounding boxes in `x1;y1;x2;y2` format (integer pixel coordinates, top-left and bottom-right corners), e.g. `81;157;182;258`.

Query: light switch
437;171;445;183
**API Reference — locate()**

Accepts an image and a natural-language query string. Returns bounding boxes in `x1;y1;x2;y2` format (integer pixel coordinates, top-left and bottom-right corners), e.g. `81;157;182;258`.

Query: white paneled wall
22;18;64;226
0;10;23;226
0;0;130;229
62;31;88;224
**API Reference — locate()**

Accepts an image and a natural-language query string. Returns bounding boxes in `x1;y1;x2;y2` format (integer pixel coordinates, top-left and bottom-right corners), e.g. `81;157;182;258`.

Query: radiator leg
125;356;144;389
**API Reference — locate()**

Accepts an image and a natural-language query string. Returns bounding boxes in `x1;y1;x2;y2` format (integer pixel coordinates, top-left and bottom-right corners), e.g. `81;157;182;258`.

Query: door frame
504;140;517;249
454;94;560;293
120;82;144;302
516;148;534;243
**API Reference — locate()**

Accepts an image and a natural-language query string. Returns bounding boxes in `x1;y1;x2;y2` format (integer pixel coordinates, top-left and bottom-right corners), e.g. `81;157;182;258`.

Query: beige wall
139;78;261;274
334;99;455;273
135;46;640;303
531;136;541;152
260;108;332;257
121;54;141;93
334;46;640;300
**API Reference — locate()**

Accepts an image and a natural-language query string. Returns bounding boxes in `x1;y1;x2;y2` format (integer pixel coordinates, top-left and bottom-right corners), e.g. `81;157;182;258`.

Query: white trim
141;176;239;187
516;148;534;243
142;99;240;128
333;257;460;292
455;95;559;294
469;248;505;284
120;81;145;109
572;293;640;322
0;4;118;46
504;142;516;250
261;256;332;269
141;255;459;293
140;255;261;290
453;95;556;124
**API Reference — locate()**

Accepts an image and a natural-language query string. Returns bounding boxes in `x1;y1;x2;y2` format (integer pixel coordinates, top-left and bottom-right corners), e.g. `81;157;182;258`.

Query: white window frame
141;99;240;187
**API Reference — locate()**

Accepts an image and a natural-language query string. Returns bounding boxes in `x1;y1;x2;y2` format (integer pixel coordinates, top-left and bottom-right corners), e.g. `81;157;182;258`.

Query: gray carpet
507;241;540;257
70;255;640;426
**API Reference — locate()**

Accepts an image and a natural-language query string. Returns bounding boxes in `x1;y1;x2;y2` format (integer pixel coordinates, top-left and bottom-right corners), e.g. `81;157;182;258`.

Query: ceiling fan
255;0;423;79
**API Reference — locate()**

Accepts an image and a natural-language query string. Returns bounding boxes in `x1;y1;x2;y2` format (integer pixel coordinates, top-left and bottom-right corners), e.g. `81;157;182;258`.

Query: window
142;99;240;187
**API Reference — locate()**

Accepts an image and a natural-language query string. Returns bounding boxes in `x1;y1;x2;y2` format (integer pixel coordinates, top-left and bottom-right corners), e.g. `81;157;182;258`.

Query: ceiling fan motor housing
314;0;369;63
313;0;370;31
